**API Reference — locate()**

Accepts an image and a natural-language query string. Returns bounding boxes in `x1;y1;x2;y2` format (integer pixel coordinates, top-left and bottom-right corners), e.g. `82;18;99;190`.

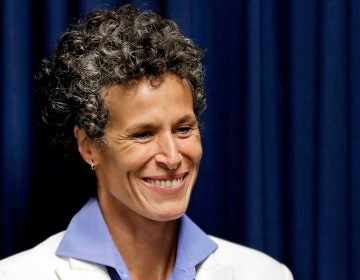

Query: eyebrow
175;114;197;125
124;123;156;134
124;114;197;134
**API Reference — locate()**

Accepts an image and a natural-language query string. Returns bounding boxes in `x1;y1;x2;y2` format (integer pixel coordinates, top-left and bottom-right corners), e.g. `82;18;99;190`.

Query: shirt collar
56;198;217;278
171;215;218;279
56;198;128;274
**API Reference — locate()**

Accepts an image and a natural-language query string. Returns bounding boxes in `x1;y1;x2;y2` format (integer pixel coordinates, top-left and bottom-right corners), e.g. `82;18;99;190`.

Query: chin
148;206;188;222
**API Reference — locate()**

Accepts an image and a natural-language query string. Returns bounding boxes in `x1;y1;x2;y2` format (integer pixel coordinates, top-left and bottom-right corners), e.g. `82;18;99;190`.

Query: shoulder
196;236;293;280
0;232;67;279
209;236;285;267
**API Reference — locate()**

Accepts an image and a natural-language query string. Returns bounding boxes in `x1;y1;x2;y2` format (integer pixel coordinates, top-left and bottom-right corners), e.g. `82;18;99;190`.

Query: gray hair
36;4;206;147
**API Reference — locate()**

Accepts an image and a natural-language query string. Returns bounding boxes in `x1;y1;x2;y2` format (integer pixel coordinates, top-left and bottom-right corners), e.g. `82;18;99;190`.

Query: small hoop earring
90;160;95;171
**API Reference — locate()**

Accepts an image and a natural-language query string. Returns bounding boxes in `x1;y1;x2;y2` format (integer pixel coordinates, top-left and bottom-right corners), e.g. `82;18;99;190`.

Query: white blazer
0;232;293;280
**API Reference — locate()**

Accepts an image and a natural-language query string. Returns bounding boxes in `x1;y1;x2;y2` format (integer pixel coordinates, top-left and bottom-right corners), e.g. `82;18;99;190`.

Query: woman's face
92;74;202;222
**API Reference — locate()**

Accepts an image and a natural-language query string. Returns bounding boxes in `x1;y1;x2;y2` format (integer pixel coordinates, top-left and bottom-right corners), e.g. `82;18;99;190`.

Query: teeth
146;178;183;188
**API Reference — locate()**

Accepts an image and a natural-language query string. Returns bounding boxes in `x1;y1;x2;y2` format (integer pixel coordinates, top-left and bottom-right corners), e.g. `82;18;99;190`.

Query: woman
0;4;293;280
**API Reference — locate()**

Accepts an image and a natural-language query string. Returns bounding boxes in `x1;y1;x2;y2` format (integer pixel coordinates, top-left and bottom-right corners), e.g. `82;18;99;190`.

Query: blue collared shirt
56;198;218;280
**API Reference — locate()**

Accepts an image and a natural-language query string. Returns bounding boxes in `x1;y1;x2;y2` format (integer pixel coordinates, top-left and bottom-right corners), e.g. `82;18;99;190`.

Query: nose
155;133;182;170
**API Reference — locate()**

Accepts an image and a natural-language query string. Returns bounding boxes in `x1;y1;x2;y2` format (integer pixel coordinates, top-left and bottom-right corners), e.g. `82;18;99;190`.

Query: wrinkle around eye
101;133;138;153
175;127;193;137
104;132;138;147
132;131;155;142
107;128;155;141
175;124;200;137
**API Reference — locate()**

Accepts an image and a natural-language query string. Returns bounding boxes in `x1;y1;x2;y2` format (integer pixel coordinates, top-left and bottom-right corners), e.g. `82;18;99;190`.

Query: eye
133;131;154;142
176;126;193;137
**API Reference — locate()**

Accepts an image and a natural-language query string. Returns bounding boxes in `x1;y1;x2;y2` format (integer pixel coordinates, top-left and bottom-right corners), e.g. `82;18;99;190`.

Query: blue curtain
1;1;359;279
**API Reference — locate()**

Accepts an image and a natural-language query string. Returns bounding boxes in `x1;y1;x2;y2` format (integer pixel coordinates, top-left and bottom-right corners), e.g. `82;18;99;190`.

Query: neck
99;197;179;280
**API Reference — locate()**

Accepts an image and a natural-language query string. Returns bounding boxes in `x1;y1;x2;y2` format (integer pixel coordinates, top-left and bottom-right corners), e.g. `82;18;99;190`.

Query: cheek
116;143;159;171
193;133;203;158
181;138;203;164
194;144;203;163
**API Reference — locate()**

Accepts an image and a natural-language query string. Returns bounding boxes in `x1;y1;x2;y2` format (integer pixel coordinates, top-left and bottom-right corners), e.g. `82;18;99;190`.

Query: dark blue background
1;1;359;280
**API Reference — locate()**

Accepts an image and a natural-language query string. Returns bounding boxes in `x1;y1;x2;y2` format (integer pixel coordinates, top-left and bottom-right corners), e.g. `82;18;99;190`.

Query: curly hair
36;4;206;147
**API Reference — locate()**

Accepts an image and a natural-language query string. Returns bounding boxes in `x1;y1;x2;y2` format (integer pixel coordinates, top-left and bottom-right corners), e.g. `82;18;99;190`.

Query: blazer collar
55;258;110;280
195;251;235;280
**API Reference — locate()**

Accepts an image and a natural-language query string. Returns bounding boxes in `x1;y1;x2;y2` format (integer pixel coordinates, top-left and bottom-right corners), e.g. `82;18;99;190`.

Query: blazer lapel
55;258;110;280
196;265;234;280
196;254;234;280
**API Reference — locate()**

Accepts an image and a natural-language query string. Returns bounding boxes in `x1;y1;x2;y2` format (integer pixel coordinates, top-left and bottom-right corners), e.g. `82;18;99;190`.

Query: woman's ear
73;125;97;166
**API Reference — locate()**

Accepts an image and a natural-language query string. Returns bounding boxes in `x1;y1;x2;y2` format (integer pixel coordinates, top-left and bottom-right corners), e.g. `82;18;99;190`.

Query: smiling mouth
142;174;187;188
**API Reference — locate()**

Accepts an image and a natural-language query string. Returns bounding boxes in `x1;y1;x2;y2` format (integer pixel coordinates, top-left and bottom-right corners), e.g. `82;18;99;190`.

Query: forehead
102;74;195;127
